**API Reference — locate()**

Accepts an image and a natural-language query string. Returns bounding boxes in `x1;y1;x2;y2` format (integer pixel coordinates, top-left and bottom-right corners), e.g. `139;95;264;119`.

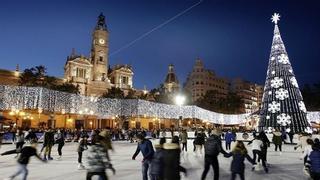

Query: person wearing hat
162;135;187;180
5;140;46;180
132;133;154;180
201;129;227;180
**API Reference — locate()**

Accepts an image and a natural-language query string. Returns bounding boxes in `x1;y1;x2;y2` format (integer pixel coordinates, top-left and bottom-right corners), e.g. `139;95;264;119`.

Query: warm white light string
0;85;318;125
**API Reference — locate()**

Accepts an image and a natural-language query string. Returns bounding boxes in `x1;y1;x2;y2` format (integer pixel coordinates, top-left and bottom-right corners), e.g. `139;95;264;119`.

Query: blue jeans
10;163;28;180
142;159;151;180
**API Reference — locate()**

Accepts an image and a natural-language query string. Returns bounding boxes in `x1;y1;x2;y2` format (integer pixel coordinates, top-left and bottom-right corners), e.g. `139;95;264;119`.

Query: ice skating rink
0;140;308;180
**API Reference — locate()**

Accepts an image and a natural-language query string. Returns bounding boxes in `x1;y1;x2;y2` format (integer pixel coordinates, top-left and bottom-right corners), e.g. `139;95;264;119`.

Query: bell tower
91;13;109;81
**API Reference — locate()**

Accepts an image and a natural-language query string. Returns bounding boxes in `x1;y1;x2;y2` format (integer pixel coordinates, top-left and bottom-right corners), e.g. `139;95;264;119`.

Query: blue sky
0;0;319;89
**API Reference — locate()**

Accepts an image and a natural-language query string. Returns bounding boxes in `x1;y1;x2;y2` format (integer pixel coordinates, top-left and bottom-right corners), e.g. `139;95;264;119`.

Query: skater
25;129;38;143
55;129;65;159
86;135;115;180
309;142;320;180
248;135;267;172
43;129;54;160
302;139;314;165
99;129;114;161
258;131;270;172
132;133;154;180
288;130;294;144
163;136;187;180
225;130;235;151
5;140;46;180
201;129;227;180
272;129;282;152
224;141;256;180
77;134;88;169
15;130;25;153
179;129;188;152
194;129;206;156
150;144;164;180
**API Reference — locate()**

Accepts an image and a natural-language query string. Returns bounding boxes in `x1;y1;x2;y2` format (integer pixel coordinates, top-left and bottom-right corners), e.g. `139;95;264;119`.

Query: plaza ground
0;140;309;180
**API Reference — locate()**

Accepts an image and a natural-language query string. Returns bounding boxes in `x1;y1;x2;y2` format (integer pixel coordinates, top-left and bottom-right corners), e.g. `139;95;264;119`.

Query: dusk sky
0;0;320;90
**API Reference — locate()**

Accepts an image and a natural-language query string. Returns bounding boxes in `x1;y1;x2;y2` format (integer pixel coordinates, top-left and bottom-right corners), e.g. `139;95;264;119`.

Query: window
76;68;86;78
99;56;103;62
121;76;128;85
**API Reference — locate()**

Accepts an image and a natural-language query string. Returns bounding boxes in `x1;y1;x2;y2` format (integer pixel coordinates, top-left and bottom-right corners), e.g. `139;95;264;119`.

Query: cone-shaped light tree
259;13;310;133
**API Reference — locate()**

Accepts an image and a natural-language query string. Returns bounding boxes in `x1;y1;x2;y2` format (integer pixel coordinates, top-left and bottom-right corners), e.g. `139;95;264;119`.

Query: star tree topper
271;13;280;24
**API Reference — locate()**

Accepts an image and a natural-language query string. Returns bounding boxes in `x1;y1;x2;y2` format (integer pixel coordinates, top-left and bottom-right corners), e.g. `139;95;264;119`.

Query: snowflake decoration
274;45;279;49
271;56;275;61
271;13;281;24
290;77;299;88
299;101;307;113
271;71;275;75
278;54;289;64
275;88;289;100
268;101;280;113
271;77;283;88
277;113;291;126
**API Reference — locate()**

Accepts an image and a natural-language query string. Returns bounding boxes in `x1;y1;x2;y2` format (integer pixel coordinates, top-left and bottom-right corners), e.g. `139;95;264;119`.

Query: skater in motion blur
86;135;115;180
4;140;46;180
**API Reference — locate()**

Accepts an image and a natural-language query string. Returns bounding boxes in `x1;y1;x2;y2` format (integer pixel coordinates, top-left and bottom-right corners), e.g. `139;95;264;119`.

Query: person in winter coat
225;130;234;151
86;135;115;180
288;131;294;144
55;129;65;159
77;134;88;169
201;129;227;180
194;129;206;155
132;133;154;180
43;129;55;160
272;129;283;152
258;131;270;172
309;142;320;180
224;141;256;180
99;129;114;161
15;130;25;152
150;144;164;180
5;140;46;180
179;129;188;152
163;136;186;180
248;135;267;172
302;139;314;164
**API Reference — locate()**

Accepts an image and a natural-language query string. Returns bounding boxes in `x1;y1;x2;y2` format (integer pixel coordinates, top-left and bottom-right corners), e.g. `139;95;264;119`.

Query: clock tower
91;13;109;82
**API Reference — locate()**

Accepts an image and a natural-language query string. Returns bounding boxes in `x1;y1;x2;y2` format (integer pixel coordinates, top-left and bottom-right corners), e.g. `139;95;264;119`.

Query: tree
102;87;124;99
301;83;320;111
196;90;243;114
53;83;80;94
259;14;309;132
19;65;79;94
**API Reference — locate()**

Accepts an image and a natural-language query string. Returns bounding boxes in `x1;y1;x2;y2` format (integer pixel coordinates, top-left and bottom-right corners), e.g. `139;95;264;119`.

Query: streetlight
175;94;186;129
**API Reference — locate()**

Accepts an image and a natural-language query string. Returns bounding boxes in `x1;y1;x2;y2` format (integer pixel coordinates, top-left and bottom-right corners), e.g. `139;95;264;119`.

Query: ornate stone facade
64;13;133;96
163;64;180;93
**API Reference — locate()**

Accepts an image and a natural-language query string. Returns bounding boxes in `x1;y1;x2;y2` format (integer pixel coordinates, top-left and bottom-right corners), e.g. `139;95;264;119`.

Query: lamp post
175;94;185;130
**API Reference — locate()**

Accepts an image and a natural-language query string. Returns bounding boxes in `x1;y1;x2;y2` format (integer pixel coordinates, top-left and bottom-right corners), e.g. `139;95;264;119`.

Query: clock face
99;39;105;44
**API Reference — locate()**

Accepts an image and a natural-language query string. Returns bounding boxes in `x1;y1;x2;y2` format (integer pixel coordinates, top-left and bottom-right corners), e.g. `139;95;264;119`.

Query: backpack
204;137;221;156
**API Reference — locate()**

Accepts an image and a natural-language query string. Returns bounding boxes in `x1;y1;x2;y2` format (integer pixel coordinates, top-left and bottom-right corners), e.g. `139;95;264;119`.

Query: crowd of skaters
0;127;320;180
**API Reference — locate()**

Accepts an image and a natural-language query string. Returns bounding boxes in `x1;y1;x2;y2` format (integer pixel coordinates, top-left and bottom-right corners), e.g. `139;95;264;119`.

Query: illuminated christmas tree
259;13;310;132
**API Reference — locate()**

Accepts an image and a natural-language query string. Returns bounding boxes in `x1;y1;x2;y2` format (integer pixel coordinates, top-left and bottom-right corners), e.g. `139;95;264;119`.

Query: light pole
175;94;185;130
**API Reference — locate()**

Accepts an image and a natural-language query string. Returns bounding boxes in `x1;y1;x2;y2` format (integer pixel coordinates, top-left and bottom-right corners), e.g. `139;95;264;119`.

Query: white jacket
251;139;263;151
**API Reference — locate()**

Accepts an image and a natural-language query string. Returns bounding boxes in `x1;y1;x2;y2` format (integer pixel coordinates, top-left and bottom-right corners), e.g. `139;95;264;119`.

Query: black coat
163;143;186;180
225;148;255;173
150;149;164;176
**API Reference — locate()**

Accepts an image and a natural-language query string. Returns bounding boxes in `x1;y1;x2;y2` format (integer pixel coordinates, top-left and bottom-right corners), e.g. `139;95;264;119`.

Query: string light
0;85;318;125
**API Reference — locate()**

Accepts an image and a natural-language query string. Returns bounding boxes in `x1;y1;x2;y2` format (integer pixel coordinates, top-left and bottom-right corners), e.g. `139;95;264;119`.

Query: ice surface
0;140;308;180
